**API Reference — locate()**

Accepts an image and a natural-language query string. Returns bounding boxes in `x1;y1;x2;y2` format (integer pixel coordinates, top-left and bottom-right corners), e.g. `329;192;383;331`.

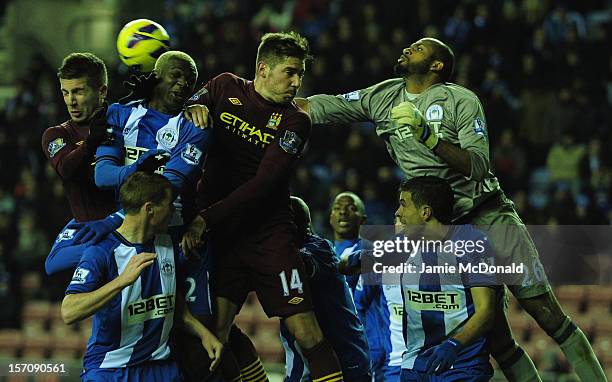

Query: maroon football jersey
191;73;311;230
41;120;116;222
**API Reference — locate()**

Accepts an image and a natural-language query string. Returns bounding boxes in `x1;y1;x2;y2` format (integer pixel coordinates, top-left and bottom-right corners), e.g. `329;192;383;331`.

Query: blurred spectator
14;209;48;273
251;0;294;33
580;137;611;191
546;134;586;195
443;5;471;51
492;129;527;194
543;4;587;48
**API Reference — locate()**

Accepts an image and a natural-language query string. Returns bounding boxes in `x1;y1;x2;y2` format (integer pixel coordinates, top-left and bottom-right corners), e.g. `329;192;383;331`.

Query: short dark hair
399;176;454;224
256;31;312;69
57;52;108;89
424;39;455;82
119;172;172;214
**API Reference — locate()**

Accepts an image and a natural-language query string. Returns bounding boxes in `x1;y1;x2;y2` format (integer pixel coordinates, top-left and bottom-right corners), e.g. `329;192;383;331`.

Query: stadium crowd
0;0;610;375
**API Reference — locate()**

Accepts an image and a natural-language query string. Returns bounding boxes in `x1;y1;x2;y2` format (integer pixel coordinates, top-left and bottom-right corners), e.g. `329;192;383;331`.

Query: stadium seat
22;300;51;322
556;285;587;303
587;285;612;319
34;375;61;382
49;333;84;360
508;309;536;334
21;272;42;299
7;376;28;382
556;285;589;320
0;329;22;357
47;302;62;320
48;318;77;339
594;320;612;338
586;285;612;301
21;332;51;359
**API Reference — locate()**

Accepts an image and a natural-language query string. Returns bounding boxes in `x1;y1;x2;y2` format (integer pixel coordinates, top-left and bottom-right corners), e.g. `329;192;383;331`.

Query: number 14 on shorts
279;269;303;296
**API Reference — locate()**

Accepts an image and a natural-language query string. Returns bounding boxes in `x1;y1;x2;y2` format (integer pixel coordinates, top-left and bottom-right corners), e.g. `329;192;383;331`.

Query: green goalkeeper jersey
308;78;501;221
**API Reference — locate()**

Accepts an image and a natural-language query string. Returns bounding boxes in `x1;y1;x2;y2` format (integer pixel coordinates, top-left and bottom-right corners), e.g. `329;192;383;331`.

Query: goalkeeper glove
391;101;439;150
119;73;159;104
86;104;112;154
135;149;171;173
74;212;123;244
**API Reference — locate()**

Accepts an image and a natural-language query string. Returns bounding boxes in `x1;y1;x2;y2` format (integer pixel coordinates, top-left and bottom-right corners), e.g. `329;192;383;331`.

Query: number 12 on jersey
279;269;303;296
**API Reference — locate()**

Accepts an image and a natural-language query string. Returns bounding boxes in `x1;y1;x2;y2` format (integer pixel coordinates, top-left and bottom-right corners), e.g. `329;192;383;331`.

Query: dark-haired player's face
60;77;106;124
330;195;364;239
153;58;197;113
394;40;434;77
262;57;305;104
395;191;425;235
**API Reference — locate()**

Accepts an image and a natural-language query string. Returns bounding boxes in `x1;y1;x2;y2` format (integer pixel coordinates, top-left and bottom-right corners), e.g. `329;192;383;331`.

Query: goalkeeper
296;37;606;382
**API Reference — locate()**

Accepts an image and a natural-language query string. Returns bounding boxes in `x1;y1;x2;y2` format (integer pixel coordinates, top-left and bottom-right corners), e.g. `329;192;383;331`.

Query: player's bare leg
489;293;542;382
283;311;344;381
214;296;243;382
518;291;607;381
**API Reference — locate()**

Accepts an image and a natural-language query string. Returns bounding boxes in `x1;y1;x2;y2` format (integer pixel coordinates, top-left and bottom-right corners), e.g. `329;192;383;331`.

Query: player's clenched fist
183;104;211;129
391;101;439;150
118;252;157;287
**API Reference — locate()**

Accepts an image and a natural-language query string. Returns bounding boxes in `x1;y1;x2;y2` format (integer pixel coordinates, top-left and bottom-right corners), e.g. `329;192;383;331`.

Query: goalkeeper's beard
394;58;432;78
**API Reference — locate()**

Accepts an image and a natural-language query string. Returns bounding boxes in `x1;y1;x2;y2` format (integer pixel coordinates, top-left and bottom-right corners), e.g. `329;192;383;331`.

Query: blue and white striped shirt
96;101;211;227
401;225;496;371
66;232;177;369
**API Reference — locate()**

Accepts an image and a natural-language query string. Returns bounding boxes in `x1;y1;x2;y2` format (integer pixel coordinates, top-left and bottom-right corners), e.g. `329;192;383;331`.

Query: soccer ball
116;19;170;72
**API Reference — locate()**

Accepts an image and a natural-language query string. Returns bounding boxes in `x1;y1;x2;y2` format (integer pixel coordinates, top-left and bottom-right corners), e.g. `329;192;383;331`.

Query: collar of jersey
138;101;178;118
112;231;155;252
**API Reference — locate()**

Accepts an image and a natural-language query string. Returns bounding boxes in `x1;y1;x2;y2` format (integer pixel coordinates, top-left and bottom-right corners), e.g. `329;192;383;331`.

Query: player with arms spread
297;37;606;382
93;51;216;381
61;172;221;381
184;32;345;382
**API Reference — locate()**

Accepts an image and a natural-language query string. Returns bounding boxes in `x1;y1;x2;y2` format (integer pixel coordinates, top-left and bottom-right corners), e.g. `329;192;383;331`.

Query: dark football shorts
211;224;313;318
169;228;212;317
170;327;214;382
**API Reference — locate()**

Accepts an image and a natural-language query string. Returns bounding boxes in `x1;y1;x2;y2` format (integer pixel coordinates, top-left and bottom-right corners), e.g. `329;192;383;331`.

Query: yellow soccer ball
116;19;170;72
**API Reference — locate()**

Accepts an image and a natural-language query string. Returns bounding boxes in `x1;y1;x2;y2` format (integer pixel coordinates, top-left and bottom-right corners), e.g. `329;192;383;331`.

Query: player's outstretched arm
294;97;310;114
178;293;223;371
61;252;156;324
